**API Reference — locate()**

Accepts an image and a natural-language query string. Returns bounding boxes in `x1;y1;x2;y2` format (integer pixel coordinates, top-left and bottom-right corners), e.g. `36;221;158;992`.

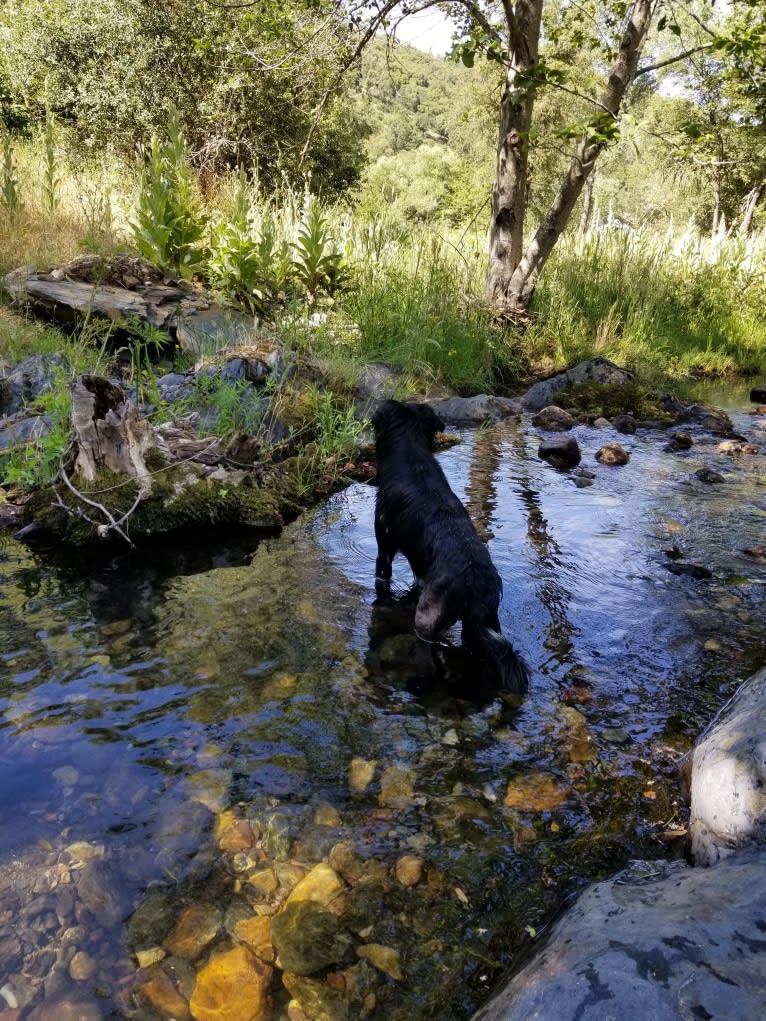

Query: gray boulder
429;395;522;426
1;353;68;415
687;665;766;866
521;358;635;412
472;850;766;1021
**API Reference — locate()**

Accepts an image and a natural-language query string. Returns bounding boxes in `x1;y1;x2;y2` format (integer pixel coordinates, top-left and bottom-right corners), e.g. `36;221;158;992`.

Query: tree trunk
486;0;544;302
579;170;596;234
740;181;765;236
488;0;654;311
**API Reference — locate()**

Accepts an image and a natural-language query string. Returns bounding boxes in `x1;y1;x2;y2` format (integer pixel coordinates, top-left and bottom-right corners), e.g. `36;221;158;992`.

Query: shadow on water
0;381;764;1019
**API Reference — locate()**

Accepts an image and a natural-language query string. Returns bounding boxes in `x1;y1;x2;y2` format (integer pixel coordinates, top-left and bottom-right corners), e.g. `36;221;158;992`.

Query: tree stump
71;375;157;496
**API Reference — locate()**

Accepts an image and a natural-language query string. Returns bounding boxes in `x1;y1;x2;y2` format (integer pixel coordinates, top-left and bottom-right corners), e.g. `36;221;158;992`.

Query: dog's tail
473;626;530;695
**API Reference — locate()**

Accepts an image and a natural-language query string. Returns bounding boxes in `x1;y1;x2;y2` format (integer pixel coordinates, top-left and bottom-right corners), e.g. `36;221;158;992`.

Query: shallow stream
0;383;764;1020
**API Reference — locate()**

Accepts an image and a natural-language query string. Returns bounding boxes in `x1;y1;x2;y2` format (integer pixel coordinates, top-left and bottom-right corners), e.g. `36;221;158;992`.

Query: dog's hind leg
414;584;455;643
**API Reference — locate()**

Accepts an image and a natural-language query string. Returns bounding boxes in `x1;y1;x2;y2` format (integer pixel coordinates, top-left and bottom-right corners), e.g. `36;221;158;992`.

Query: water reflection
0;384;763;1020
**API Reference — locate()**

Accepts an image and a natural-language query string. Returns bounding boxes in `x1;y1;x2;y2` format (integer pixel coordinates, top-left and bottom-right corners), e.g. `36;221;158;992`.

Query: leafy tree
0;0;368;194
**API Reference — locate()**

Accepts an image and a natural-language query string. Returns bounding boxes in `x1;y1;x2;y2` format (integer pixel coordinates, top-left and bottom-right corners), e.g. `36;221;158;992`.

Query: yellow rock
135;947;166;969
314;801;342;827
349;758;376;792
378;766;415;808
356;943;403;981
234;915;275;964
190;945;272;1021
163;902;222;959
215;811;255;853
136;965;191;1020
285;863;345;913
504;773;568;812
394;855;424;887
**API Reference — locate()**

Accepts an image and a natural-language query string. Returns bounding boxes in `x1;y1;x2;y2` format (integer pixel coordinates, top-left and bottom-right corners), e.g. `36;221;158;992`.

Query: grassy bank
2;134;765;446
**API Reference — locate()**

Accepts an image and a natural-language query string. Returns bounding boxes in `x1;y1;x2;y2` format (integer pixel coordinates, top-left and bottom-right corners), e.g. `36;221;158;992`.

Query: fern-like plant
292;198;346;296
1;131;21;220
132;109;206;278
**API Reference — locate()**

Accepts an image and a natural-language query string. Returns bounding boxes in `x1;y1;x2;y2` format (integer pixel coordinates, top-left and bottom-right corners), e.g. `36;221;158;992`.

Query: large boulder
521;358;635;413
472;849;766;1021
687;665;766;866
429;394;522;426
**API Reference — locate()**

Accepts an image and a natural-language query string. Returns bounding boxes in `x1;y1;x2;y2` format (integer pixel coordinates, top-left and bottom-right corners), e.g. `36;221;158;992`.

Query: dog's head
372;400;445;449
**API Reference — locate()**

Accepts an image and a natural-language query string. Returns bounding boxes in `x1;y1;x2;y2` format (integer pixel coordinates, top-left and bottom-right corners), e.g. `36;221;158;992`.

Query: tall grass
532;223;766;381
1;132;765;394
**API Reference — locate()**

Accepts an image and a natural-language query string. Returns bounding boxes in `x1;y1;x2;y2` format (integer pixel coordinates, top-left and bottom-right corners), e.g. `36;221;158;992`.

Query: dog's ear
411;403;445;438
371;399;400;434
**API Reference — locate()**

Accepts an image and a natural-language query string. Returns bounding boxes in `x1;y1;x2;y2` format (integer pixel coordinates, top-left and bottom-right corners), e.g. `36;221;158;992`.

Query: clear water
0;383;764;1019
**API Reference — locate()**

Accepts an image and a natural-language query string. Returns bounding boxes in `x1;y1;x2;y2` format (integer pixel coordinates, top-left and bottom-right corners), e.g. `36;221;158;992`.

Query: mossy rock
554;382;669;421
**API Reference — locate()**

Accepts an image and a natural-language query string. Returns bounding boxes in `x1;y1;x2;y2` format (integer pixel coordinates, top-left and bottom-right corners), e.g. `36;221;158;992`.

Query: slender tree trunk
711;173;721;235
486;0;543;301
488;0;654;311
740;181;765;236
579;170;596;234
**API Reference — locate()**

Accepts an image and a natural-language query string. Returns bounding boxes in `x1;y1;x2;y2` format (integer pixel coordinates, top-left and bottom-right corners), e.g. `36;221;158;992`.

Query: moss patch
553;382;670;421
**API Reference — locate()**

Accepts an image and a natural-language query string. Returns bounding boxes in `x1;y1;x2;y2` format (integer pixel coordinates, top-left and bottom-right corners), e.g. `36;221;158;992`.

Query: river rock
521;358;635;412
25;994;104;1021
750;386;766;403
694;468;725;484
595;443;629;466
472;850;766;1021
674;403;733;435
281;973;350;1021
135;966;191;1021
666;430;693;451
531;406;575;431
190;944;272;1021
285;863;345;912
429;395;522;425
163;902;222;959
270;901;353;975
687;665;766;866
75;860;126;928
611;414;636;434
538;436;581;469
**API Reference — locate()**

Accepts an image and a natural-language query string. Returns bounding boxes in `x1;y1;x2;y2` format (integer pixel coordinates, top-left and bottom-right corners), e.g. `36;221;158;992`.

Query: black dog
371;399;529;695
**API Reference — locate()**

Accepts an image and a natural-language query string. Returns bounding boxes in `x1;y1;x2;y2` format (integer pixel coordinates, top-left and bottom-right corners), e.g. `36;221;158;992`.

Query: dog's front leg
374;513;395;595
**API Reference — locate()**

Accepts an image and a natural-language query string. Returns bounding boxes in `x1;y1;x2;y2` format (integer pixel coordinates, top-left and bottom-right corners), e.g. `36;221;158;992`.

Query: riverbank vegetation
1;1;765;493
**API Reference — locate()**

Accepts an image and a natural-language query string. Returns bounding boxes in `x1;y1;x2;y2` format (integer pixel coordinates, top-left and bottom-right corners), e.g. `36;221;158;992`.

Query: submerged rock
472;850;766;1021
190;944;272;1021
270;901;353;976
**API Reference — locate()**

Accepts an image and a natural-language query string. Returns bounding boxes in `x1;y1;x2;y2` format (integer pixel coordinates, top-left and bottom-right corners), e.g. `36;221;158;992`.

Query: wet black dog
371;399;529;695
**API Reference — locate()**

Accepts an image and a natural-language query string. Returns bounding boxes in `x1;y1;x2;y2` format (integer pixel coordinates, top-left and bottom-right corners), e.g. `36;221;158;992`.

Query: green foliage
1;367;72;488
42;110;60;214
132;110;206;277
531;223;766;380
1;130;21;219
291;198;346;296
0;0;367;195
191;374;267;436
